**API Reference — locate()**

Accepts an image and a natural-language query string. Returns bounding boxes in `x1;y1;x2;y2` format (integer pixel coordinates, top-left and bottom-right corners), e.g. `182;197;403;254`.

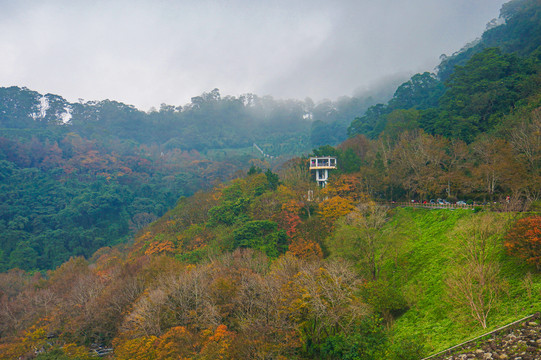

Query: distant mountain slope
348;0;541;142
0;86;379;152
0;84;376;271
438;0;541;80
0;79;379;272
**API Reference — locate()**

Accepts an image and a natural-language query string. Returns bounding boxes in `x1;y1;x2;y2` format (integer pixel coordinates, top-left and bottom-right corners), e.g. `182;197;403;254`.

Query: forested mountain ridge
0;86;378;151
348;0;541;142
437;0;541;80
0;86;377;271
339;0;541;206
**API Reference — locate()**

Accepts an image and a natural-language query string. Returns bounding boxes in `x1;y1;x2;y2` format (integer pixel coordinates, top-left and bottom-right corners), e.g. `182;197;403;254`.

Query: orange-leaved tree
288;237;323;260
322;174;365;201
155;326;198;359
505;215;541;270
199;324;236;359
113;336;159;360
318;196;355;228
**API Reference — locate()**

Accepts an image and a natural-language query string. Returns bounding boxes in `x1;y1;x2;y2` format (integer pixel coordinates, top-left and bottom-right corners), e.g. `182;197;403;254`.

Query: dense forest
0;166;539;359
0;0;540;358
340;0;541;205
349;0;541;142
0;86;377;271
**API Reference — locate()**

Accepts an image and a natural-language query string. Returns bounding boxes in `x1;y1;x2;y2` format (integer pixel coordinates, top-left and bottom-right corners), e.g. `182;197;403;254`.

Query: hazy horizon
1;0;507;110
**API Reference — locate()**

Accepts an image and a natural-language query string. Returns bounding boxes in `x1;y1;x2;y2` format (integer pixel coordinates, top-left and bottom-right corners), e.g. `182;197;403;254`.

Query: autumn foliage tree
288;237;323;260
505;215;541;270
318;196;355;227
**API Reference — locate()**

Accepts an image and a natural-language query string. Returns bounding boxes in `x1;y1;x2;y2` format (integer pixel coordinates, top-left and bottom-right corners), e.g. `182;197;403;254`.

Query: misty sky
1;0;507;111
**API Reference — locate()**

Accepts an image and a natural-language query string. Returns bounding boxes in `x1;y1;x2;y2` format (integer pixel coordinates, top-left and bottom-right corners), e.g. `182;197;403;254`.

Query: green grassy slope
384;207;541;354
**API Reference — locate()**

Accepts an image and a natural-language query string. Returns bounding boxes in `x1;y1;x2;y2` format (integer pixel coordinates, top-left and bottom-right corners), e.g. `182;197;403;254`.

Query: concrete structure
309;156;337;187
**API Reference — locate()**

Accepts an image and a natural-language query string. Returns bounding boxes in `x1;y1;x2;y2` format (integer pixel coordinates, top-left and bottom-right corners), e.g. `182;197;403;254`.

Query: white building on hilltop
309;156;337;187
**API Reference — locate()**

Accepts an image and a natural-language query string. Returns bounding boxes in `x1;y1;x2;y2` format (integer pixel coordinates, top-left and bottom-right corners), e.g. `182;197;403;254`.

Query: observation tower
309;156;337;187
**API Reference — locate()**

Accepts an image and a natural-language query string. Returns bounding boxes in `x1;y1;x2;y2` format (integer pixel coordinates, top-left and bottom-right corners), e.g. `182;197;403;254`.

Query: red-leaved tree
505;216;541;270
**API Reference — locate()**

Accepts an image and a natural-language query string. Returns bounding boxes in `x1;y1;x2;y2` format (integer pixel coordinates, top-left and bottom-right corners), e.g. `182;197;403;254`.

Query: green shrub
320;316;387;360
386;335;426;360
361;279;409;323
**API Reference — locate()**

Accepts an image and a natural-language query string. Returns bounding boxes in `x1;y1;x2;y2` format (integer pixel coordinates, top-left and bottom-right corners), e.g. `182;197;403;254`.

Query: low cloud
0;0;507;110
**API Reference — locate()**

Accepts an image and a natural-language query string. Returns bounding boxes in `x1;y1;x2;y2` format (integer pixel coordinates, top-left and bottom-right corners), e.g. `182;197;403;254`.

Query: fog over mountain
0;0;506;110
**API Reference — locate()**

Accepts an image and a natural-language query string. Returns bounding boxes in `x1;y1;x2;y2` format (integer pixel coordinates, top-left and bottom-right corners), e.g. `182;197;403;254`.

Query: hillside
1;0;541;358
348;0;541;142
335;0;541;212
0;86;378;271
384;208;539;350
0;168;539;359
2;0;541;272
